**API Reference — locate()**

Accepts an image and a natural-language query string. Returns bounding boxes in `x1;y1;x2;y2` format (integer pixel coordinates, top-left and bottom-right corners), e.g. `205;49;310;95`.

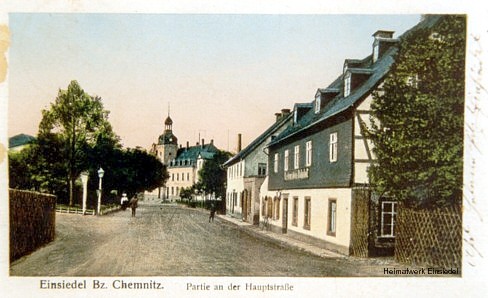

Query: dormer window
315;94;321;114
293;109;298;124
373;42;379;63
344;72;351;97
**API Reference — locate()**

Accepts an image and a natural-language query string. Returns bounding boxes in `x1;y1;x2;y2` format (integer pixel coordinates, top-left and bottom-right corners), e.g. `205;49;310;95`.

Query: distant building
149;112;219;201
8;134;36;152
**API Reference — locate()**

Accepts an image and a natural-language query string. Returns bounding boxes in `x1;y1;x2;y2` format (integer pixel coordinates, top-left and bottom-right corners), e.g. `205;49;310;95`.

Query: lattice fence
395;205;462;269
350;187;370;257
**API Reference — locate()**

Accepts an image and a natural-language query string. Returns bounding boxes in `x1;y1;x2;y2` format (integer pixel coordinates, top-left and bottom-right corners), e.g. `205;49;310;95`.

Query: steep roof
223;112;293;167
170;143;218;167
268;15;443;147
9;134;36;148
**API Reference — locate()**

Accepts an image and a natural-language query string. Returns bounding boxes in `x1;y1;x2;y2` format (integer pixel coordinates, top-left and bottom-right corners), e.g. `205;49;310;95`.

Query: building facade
259;28;402;255
149;113;219;201
224;110;293;223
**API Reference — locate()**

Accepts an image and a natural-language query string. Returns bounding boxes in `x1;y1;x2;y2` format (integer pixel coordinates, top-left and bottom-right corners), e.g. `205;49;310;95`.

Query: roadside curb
216;214;344;260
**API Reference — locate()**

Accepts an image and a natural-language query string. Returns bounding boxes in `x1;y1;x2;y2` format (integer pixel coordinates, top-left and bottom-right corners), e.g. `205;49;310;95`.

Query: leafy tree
86;144;168;204
369;15;465;208
39;80;118;206
197;150;233;200
9;133;67;199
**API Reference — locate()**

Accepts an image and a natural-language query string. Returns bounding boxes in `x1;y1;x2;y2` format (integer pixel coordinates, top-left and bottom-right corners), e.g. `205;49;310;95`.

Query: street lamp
80;171;89;215
97;167;105;215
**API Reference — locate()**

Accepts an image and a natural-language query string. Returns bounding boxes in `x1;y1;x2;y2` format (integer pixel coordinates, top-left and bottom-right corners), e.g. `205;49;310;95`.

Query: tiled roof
171;143;218;167
267;15;444;148
268;47;396;147
9;134;36;148
223;112;293;167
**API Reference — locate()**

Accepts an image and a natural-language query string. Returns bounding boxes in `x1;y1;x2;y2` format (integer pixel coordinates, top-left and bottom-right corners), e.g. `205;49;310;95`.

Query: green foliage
9;80;168;206
369;15;465;208
9;133;68;201
38;80;118;205
197;150;233;199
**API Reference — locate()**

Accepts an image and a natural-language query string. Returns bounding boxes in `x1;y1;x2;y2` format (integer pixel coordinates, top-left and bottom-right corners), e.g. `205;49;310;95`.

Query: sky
8;13;422;152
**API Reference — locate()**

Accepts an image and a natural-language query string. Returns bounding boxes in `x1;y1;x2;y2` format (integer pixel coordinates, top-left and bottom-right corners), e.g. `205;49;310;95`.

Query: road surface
11;201;395;276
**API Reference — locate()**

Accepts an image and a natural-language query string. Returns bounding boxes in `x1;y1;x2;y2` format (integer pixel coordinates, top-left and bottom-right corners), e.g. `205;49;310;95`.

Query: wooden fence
395;205;462;269
9;189;56;262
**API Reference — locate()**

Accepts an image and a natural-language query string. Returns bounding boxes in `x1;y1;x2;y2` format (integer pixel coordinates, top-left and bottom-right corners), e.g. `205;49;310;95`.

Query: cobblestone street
11;202;398;277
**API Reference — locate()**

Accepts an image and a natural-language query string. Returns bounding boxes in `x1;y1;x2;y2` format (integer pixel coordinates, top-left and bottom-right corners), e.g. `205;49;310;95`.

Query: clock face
169;138;173;142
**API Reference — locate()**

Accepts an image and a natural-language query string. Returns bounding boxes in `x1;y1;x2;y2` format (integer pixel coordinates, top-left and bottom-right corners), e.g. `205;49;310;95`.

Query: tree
369;15;465;208
9;133;68;199
197;150;233;200
39;80;118;206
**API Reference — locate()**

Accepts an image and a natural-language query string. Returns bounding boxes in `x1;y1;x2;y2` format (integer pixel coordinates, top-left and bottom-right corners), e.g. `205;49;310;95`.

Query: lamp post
97;167;104;215
80;171;89;215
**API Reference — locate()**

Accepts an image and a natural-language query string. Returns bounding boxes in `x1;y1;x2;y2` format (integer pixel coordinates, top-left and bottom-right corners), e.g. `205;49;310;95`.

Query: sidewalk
216;213;344;259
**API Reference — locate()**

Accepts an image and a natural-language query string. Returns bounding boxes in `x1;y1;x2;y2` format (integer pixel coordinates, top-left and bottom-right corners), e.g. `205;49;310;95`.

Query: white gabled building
223;110;293;224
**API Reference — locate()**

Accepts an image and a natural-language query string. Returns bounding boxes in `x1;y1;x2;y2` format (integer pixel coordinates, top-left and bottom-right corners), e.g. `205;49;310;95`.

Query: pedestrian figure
209;204;216;223
120;193;129;211
129;195;138;217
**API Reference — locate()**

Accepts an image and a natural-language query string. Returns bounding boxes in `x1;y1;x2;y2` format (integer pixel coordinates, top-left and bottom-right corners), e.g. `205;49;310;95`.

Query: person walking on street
120;193;129;211
129;195;139;217
209;204;216;223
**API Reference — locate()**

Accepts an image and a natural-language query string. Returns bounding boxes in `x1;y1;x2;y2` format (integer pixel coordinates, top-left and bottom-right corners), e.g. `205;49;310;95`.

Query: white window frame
344;72;351;97
305;140;312;167
373;42;379;63
329;132;337;162
380;201;397;237
274;153;279;173
284;150;289;171
328;199;337;236
294;145;300;169
315;95;321;114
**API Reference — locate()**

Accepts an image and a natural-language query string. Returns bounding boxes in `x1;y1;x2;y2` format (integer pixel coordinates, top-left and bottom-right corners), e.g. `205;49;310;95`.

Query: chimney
281;109;291;117
237;133;242;152
196;142;199;146
201;139;205;147
275;112;282;122
210;139;214;145
186;141;189;149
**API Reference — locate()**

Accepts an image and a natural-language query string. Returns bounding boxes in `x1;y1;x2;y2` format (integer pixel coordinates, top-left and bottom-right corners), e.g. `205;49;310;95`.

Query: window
258;163;267;176
267;197;273;218
327;199;337;236
172;173;174;181
315;94;321;113
284;150;289;171
304;197;311;230
187;173;190;181
171;187;174;195
344;72;351;97
292;197;299;226
274;153;279;173
177;173;179;181
274;197;280;220
373;42;379;62
329;132;337;162
294;145;300;169
262;198;266;216
306;141;312;166
381;201;397;237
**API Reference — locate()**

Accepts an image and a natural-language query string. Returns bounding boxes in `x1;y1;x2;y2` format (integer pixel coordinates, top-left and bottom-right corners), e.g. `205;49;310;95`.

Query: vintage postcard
1;1;487;297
